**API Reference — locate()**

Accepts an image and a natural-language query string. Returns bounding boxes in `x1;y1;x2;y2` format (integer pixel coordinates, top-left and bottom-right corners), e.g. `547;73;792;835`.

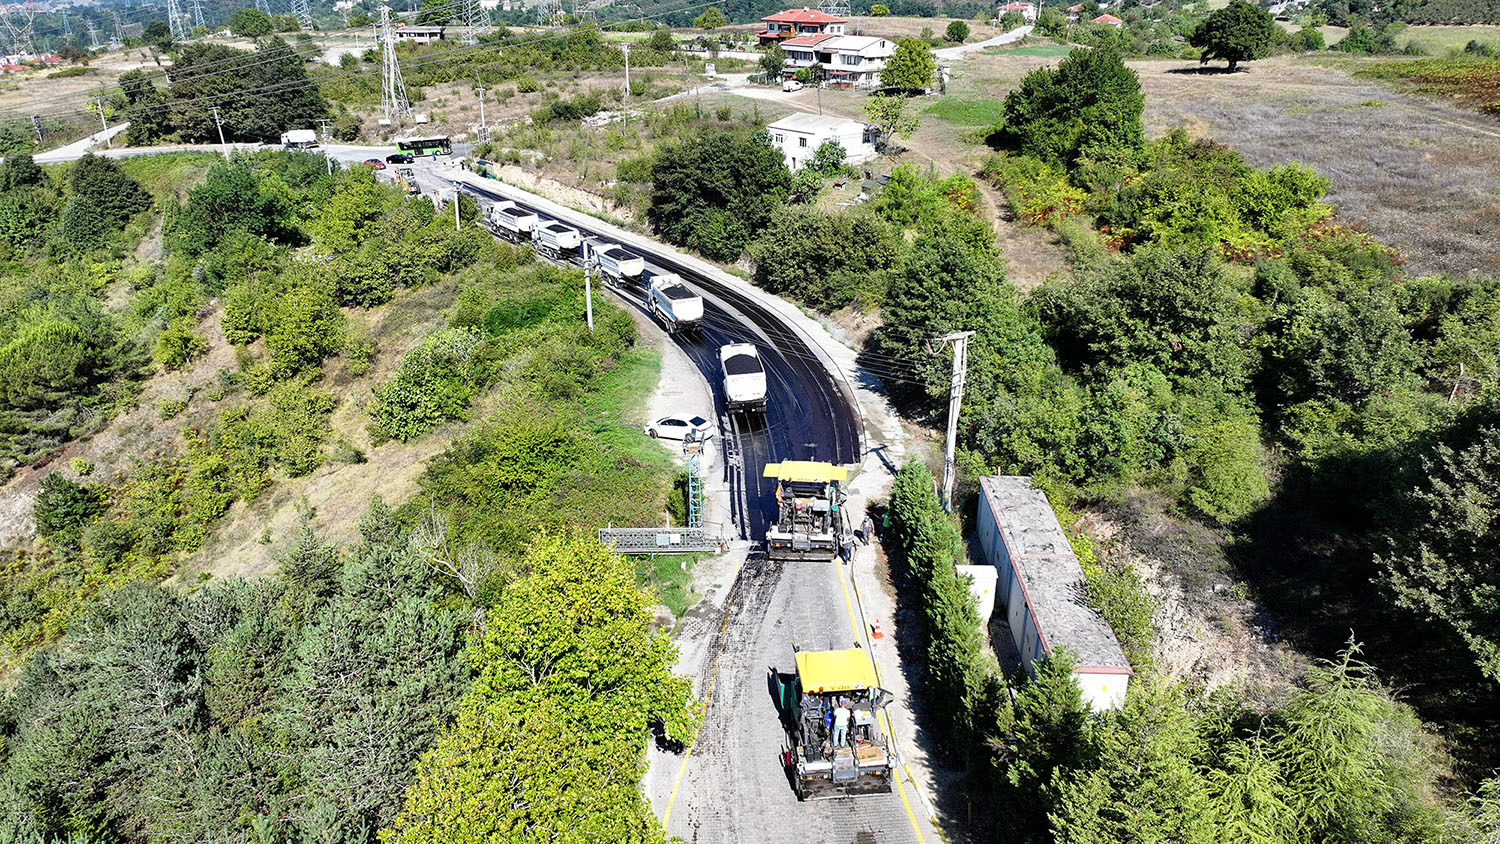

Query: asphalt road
452;176;928;844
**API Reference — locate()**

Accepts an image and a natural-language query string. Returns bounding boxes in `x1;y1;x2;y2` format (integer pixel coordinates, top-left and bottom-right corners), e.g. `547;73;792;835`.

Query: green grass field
923;94;1007;124
983;43;1075;57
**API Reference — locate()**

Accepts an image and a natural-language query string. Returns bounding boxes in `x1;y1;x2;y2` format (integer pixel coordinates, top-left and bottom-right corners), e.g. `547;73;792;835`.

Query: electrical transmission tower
818;0;851;16
291;0;314;30
1;2;38;54
534;0;564;27
88;21;100;49
379;7;410;121
457;0;485;44
165;0;188;41
189;0;204;30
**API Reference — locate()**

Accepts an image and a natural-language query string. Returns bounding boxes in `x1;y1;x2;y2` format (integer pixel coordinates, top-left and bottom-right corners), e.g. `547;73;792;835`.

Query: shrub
34;473;102;538
946;20;970;42
1183;416;1269;523
371;329;484;442
993;46;1145;168
155;316;208;371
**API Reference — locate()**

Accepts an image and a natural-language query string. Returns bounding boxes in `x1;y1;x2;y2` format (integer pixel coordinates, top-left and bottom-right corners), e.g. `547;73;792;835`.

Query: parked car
362;158;386;169
385;153;414;164
644;414;715;441
781;78;804;92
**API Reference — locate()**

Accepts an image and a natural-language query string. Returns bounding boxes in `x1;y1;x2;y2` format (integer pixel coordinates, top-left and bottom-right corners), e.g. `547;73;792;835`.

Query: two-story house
758;8;846;45
779;34;895;87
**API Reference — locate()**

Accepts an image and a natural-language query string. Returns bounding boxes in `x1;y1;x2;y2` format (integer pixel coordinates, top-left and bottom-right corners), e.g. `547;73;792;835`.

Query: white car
645;414;715;441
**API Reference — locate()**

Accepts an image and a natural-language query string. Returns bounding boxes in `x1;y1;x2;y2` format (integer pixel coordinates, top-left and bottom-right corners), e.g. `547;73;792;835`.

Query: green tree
418;0;451;24
69;153;151;227
117;69;174;145
946;19;970;41
808;139;848;175
173;160;292;254
1183;416;1270;523
880;37;936;90
386;534;696;844
168;39;328;143
647;128;791;261
759;42;785;77
228;7;274;36
1289;25;1325;50
1051;680;1213;844
995;45;1144;167
864;93;921;151
870;3;890;13
349;7;371;25
694;6;726;28
154;316;208;371
1190;0;1278;71
264;281;345;377
1037;7;1069;36
749;208;903;310
1377;407;1500;681
144;19;173;49
33;473;102;538
0;152;46;190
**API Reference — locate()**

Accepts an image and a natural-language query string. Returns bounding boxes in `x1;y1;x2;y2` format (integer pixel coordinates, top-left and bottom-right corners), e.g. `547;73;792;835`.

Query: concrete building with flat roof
765;113;878;170
975;475;1132;710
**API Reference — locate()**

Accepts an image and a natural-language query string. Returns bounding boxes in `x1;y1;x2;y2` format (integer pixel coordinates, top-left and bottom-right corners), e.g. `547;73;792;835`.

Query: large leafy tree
117;70;174;146
169;38;328;143
1190;0;1278;71
647;127;790;260
994;45;1144;168
879;37;936;90
172;160;292;255
387;534;697;844
68;153;151;227
228;6;273;36
747;207;903;311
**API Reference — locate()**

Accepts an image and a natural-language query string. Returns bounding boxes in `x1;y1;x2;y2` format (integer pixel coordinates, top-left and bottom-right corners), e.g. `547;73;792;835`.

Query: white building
781;33;894;87
392;25;446;43
998;1;1038;22
766;113;878;170
975;476;1132;711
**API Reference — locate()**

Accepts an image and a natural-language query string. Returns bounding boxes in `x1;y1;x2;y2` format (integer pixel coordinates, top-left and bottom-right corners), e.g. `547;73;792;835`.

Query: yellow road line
837;561;928;844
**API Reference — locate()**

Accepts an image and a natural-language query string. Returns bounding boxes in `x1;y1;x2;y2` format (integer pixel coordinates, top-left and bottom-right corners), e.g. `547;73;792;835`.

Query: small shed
975;476;1132;710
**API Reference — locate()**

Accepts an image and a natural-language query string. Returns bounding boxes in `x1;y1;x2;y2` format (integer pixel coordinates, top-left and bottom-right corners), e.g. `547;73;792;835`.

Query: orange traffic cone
872;618;884;640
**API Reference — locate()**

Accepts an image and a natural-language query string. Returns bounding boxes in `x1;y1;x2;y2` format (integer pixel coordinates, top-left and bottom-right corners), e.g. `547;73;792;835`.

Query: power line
0;0;720;126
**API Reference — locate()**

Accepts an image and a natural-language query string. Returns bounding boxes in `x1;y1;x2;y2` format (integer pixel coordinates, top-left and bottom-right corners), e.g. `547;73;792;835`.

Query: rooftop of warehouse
979;475;1132;673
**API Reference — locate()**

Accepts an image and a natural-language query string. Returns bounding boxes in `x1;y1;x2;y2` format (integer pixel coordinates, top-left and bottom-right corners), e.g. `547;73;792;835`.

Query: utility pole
452;186;461;230
581;242;596;333
212;106;228;158
475;82;488;141
95;94;109;147
932;330;975;513
622;42;630;98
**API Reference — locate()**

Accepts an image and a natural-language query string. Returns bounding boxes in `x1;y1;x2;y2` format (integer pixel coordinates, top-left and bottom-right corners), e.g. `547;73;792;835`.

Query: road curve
451;175;928;844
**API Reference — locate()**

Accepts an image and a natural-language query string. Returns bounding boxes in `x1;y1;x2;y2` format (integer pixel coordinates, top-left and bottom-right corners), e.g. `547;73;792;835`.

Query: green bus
395;135;452;156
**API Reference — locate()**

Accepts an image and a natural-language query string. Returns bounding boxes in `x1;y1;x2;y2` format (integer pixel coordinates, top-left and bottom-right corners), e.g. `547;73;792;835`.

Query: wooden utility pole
932;330;975;512
212;106;228;158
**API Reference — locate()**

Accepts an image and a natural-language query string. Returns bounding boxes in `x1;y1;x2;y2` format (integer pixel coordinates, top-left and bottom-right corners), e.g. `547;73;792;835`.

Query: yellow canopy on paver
764;461;848;484
795;648;877;693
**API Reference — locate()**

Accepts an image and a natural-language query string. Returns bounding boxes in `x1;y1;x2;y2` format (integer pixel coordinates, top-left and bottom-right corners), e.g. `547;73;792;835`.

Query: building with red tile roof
759;7;847;44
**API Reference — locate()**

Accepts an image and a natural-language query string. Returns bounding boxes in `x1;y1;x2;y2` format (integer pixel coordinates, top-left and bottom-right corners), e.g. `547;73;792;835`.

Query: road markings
836;559;930;844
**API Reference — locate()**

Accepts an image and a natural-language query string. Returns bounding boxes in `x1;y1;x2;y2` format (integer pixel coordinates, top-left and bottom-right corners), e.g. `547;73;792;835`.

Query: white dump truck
532;221;582;259
279;129;318;148
487;201;539;241
592;243;646;285
646;272;703;334
720;343;767;412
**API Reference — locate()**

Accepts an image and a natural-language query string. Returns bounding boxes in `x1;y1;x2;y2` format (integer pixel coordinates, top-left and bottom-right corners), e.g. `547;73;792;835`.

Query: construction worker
832;702;851;748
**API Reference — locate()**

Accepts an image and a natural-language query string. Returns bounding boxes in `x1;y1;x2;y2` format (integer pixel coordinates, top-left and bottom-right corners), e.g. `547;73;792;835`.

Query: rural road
934;24;1034;59
445;171;940;844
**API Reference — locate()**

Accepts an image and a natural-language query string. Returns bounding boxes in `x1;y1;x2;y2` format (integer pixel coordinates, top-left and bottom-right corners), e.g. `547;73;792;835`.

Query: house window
774;134;784;143
799;137;807;148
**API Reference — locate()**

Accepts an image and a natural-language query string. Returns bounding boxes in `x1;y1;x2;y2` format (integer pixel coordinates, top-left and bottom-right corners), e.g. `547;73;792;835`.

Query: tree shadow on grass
1166;65;1245;74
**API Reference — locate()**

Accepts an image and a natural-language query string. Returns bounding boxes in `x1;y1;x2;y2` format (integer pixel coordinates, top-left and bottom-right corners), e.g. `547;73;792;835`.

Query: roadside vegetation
0;143;684;841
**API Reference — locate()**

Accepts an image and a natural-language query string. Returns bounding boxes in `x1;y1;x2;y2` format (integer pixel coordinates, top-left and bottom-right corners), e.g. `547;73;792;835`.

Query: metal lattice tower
457;0;486;45
685;445;704;529
379;7;410;120
291;0;314;30
0;2;38;54
534;0;564;27
818;0;851;16
189;0;204;30
88;21;100;49
165;0;188;42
